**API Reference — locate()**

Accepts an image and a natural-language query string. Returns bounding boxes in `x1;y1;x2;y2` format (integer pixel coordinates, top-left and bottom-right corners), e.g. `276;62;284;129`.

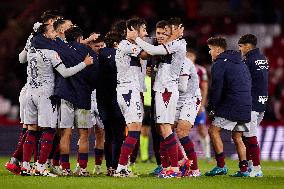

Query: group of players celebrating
5;10;268;178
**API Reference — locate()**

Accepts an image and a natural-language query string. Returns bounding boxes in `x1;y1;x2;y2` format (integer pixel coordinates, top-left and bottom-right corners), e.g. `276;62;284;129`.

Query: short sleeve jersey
27;48;62;95
153;38;187;92
115;40;143;91
179;57;201;99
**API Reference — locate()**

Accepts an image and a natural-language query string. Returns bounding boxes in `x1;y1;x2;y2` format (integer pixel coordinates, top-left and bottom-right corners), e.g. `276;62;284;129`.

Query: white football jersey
139;60;147;92
116;40;143;91
26;48;62;96
179;57;201;99
24;33;33;52
153;39;187;92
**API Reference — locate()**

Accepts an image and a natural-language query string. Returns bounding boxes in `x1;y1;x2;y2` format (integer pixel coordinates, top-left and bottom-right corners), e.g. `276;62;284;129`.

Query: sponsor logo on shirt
255;60;269;70
258;96;268;104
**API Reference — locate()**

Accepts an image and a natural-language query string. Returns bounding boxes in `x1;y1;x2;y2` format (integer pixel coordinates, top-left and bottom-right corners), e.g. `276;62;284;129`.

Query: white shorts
24;93;58;128
243;111;264;137
212;117;250;132
175;96;201;125
19;84;28;124
117;89;144;124
155;90;179;124
59;99;92;129
91;96;104;129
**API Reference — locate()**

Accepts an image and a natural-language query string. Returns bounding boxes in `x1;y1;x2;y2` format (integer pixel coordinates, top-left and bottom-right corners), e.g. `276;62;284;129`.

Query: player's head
238;34;257;56
126;17;147;38
65;26;84;43
111;20;127;39
167;17;183;37
53;19;73;39
155;20;169;44
104;31;122;48
40;10;63;25
88;35;105;53
207;36;227;61
37;23;57;40
186;48;197;63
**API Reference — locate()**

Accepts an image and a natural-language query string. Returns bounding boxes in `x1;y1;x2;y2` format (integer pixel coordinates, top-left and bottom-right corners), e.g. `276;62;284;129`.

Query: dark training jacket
208;50;252;122
244;48;269;112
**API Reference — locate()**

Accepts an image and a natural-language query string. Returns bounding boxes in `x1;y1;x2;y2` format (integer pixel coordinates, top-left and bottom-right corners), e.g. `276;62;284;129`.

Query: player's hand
127;26;138;41
146;67;152;76
88;32;100;41
167;24;184;43
83;54;94;66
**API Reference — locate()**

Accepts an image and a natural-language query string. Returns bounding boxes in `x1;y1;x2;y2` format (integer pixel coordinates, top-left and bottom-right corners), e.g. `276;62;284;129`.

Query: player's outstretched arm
135;37;167;56
19;49;28;63
81;32;100;44
55;54;93;78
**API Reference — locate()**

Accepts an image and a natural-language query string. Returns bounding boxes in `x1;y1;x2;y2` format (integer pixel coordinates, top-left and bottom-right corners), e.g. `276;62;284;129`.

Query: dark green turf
1;156;283;189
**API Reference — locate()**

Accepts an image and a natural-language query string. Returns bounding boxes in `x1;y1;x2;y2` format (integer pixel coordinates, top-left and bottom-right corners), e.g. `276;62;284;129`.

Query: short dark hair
65;26;83;42
207;37;227;50
111;20;126;33
104;31;122;48
156;20;169;29
89;35;104;44
126;17;146;31
53;19;67;31
168;17;183;27
238;34;257;46
36;24;50;35
40;10;63;23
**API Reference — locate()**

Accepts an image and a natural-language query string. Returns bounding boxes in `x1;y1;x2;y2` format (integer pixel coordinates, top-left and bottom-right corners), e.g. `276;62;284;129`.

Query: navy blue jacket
244;48;268;112
32;35;98;109
53;38;98;109
96;47;124;120
208;50;252;122
96;47;117;102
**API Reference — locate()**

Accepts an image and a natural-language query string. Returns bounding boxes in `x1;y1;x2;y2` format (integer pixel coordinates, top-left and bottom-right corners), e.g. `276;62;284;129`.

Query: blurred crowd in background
0;0;283;122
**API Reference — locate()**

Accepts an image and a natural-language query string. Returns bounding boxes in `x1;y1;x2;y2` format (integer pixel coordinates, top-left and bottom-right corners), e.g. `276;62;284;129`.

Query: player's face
61;20;73;34
187;52;196;63
138;24;147;39
164;25;172;36
90;42;105;53
45;25;57;40
208;45;221;61
238;44;249;56
156;27;167;44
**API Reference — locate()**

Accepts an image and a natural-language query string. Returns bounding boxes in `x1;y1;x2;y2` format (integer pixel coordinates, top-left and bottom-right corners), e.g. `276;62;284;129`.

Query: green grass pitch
0;156;283;189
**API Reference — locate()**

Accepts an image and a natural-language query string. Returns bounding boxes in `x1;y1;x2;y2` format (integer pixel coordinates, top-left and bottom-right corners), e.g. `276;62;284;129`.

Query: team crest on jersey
162;90;172;108
131;47;137;54
122;90;132;107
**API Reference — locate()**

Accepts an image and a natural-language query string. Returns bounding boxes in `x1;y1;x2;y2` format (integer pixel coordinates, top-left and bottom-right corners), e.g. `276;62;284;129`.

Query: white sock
10;157;19;164
200;135;211;159
248;160;253;168
116;164;126;172
23;162;30;170
46;159;52;164
36;162;46;173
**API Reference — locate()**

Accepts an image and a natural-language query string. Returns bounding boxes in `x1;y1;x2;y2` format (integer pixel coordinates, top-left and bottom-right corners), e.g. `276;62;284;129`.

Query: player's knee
232;133;243;145
27;124;38;131
208;127;219;139
176;124;189;138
